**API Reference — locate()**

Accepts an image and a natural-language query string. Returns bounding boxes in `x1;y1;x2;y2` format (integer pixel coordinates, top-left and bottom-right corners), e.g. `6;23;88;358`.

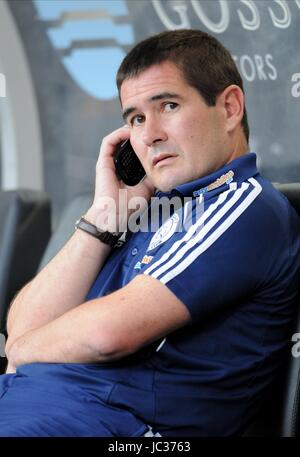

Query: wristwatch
75;216;121;247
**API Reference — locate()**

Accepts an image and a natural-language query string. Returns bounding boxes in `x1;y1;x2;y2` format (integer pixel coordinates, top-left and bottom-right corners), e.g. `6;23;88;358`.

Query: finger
98;125;130;162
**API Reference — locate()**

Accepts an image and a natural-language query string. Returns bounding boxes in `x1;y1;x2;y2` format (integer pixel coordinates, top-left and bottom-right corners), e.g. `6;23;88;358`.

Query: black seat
274;183;300;436
37;193;92;271
0;190;51;374
0;190;51;332
0;192;90;374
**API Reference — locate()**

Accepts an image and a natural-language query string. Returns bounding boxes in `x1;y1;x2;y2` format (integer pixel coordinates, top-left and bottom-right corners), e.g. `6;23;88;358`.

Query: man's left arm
6;275;191;368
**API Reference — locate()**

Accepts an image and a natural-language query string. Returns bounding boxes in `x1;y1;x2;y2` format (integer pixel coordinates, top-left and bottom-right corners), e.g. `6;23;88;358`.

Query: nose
142;116;168;147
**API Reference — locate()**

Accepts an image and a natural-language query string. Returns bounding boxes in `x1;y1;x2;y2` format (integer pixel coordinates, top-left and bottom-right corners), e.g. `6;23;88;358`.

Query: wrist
84;207;123;235
84;207;101;226
75;216;123;247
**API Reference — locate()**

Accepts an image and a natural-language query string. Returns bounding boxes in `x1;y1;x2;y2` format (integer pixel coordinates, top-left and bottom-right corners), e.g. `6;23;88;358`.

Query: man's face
120;61;231;192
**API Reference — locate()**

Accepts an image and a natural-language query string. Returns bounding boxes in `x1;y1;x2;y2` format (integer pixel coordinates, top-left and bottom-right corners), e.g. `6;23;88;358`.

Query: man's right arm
6;212;111;352
6;124;155;357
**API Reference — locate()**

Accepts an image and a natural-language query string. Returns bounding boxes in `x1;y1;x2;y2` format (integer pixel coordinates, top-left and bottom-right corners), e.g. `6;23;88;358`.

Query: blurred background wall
0;0;299;227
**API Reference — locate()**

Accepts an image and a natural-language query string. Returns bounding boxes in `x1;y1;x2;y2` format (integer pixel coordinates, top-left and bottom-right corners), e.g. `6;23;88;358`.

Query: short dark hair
117;29;249;142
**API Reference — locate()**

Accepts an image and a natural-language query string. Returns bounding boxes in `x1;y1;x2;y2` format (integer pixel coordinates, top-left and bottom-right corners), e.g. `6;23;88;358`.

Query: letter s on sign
237;0;260;31
268;0;291;29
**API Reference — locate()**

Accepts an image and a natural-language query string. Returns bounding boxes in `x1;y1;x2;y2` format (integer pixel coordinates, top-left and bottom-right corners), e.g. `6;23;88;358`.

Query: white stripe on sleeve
144;182;238;276
159;178;262;284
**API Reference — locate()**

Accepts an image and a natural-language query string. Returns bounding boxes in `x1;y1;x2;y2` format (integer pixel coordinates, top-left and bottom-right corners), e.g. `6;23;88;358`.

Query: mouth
152;154;177;167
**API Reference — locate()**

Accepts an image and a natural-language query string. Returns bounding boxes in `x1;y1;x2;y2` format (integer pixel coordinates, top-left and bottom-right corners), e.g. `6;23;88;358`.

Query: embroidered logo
141;255;153;265
134;255;153;270
147;213;180;251
193;170;234;197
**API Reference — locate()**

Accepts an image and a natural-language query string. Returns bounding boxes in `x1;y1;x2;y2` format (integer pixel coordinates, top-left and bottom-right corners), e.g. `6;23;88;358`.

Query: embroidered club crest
147;213;180;251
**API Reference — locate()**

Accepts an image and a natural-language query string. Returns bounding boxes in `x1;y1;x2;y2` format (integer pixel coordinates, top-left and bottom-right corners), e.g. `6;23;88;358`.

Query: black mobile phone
114;139;146;186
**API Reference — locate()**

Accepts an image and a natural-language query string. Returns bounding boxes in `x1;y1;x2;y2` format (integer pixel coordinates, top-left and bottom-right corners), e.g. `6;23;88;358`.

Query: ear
216;85;245;135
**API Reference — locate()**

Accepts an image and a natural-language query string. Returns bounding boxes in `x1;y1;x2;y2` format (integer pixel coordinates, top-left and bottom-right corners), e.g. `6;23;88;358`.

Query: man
1;29;300;436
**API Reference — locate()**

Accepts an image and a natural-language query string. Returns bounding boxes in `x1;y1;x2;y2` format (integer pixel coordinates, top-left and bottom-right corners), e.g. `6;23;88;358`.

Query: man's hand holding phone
84;126;155;235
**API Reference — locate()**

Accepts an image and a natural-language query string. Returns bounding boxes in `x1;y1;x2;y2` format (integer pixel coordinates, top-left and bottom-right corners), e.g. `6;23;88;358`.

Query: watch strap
75;216;121;247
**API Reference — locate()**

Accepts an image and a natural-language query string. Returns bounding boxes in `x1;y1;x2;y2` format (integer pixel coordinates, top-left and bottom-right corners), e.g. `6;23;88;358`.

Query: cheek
180;117;203;142
131;141;148;169
130;136;143;157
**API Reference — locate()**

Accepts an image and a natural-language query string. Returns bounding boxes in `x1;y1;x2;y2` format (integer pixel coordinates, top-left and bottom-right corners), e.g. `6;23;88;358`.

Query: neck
226;133;249;164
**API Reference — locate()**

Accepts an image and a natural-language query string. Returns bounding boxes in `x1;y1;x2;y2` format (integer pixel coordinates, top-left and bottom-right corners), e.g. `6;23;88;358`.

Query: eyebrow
122;92;182;123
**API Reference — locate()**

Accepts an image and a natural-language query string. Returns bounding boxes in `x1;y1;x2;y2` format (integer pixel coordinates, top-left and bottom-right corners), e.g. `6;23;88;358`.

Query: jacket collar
155;152;259;199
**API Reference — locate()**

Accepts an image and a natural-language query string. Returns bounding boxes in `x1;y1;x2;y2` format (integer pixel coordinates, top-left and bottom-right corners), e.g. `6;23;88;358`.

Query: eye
130;115;145;127
164;102;178;112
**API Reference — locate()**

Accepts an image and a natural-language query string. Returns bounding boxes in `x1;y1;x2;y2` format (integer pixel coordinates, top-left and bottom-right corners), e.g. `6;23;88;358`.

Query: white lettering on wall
233;54;277;82
268;0;291;29
237;0;260;31
265;54;277;80
240;55;256;82
152;0;300;33
151;0;191;30
191;0;229;34
254;55;268;80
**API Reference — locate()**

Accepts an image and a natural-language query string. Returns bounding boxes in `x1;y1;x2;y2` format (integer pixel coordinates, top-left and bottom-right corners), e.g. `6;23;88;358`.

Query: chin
157;184;172;193
152;171;187;193
154;176;173;192
156;179;180;193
